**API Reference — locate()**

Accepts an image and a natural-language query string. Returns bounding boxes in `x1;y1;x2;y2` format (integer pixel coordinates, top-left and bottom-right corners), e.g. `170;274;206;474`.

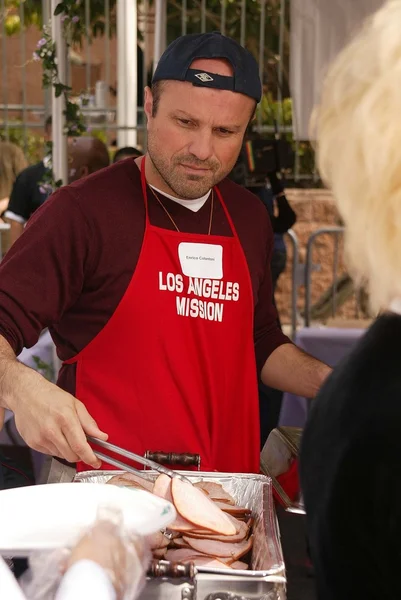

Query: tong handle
147;560;195;580
87;436;192;483
145;451;201;469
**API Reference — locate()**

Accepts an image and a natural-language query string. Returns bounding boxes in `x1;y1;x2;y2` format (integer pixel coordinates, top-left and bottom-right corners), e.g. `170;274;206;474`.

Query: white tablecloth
279;326;366;427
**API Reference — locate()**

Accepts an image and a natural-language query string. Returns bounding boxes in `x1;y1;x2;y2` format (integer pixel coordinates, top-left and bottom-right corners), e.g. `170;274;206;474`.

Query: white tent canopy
290;0;385;140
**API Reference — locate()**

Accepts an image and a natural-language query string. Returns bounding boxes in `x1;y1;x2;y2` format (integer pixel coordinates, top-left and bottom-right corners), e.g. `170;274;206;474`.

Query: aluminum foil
74;470;285;580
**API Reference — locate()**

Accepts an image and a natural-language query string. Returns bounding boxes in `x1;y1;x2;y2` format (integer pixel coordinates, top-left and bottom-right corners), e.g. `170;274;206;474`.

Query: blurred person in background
248;172;296;300
5;134;110;245
113;146;143;163
5;116;52;245
300;2;401;599
247;172;296;446
250;171;297;447
0;140;27;219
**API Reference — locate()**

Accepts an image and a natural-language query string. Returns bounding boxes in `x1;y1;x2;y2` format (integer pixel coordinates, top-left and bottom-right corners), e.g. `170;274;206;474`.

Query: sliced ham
213;501;252;518
153;547;167;558
183;535;253;561
171;537;190;549
146;531;170;549
153;474;197;532
107;472;154;492
230;561;248;570
181;557;233;569
171;478;236;536
165;548;207;562
183;520;248;543
194;482;235;505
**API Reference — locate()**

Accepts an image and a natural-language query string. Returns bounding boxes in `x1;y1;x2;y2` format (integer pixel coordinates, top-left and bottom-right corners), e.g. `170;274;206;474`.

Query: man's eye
217;128;233;135
177;118;192;126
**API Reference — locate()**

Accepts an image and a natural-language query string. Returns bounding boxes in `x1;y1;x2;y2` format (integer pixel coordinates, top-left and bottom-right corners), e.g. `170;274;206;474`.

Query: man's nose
187;130;213;162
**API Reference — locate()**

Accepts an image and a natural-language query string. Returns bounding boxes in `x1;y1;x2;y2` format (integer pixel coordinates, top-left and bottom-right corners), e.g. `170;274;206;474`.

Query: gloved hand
64;507;150;600
20;506;151;600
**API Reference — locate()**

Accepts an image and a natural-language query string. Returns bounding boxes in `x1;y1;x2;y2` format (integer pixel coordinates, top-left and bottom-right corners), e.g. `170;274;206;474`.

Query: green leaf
54;3;65;16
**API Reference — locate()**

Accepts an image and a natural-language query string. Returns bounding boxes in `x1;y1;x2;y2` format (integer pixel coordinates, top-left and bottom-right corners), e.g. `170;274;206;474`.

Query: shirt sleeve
0;187;93;355
55;560;116;600
254;217;292;374
5;171;32;223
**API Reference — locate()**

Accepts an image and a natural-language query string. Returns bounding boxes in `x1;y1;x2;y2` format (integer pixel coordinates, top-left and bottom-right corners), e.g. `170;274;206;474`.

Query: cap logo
194;72;214;83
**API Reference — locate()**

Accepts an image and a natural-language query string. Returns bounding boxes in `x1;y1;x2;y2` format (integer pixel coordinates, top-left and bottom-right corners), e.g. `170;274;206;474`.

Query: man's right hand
10;374;108;468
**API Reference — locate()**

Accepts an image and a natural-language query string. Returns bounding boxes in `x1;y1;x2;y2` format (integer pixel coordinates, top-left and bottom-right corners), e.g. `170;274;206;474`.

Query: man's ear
80;165;89;178
144;86;153;120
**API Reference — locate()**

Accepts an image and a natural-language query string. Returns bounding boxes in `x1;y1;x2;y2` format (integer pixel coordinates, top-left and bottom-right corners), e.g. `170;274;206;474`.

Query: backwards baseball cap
152;31;262;103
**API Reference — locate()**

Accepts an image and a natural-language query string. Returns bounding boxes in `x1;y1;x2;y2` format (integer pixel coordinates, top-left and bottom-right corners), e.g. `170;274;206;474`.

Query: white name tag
178;242;223;279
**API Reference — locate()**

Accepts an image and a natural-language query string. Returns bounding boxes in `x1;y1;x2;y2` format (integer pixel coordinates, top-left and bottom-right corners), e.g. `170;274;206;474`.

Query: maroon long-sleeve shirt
0;158;289;395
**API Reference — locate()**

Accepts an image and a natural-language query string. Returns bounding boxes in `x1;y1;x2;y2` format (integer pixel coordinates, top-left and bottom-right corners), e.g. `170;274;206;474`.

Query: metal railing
283;228;300;340
0;0;317;181
304;227;348;327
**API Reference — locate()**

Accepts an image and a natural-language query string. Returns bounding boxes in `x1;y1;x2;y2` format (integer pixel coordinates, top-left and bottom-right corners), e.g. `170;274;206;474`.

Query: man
67;136;110;183
5;129;109;244
0;32;330;474
113;146;142;163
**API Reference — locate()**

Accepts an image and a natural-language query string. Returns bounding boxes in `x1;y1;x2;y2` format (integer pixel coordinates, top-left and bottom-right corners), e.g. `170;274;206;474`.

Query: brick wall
0;27;118;127
276;189;362;325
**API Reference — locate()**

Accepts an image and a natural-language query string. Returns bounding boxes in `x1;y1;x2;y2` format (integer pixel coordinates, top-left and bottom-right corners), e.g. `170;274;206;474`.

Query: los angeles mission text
159;272;239;322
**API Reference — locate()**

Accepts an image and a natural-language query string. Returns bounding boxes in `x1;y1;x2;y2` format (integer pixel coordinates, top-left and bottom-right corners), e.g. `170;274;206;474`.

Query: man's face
144;59;255;199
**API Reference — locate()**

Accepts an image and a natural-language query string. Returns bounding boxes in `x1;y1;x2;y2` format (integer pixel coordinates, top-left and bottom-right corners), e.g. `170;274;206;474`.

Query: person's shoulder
14;161;45;184
53;158;143;221
69;158;141;200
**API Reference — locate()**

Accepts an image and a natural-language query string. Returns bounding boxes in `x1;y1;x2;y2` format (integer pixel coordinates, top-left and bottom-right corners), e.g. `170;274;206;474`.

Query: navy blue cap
152;32;262;103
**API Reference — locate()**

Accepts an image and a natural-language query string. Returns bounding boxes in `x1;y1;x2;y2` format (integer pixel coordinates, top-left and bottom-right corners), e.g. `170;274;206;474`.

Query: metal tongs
87;436;192;484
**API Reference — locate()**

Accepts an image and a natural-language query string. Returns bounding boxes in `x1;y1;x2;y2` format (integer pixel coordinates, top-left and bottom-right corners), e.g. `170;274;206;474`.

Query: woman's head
313;0;401;311
0;141;27;200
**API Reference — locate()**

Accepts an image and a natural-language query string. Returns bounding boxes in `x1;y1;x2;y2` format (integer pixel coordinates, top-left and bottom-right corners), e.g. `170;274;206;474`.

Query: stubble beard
147;137;224;200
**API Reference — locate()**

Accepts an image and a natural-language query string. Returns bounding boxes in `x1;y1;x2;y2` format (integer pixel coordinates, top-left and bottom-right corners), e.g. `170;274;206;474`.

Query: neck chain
149;186;214;235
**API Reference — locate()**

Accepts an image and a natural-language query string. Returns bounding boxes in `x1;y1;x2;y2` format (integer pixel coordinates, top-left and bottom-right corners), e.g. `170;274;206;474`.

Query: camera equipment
229;134;295;187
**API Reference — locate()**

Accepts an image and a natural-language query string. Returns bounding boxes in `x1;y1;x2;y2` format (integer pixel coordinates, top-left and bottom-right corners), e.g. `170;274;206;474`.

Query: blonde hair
312;0;401;311
0;141;27;200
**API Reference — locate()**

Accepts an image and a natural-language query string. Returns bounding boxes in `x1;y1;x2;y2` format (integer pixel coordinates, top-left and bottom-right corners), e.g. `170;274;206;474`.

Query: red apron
65;158;260;473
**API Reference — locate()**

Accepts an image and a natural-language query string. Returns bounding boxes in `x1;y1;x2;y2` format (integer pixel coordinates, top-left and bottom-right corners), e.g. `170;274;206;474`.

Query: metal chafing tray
74;470;286;600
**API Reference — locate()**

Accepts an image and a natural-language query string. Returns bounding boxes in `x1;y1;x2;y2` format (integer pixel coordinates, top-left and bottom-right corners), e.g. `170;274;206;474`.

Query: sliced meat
165;548;207;562
153;474;197;532
153;548;167;558
171;478;236;536
181;557;233;569
146;531;170;549
183;520;248;543
230;561;248;570
106;472;154;492
171;537;190;549
213;501;252;518
194;482;235;505
183;535;253;561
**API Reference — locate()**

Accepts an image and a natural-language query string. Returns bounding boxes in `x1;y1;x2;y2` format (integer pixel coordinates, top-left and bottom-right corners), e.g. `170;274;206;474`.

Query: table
279;326;366;427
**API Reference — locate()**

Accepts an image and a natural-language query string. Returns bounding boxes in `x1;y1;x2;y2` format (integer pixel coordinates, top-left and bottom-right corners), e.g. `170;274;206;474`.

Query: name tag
178;243;223;279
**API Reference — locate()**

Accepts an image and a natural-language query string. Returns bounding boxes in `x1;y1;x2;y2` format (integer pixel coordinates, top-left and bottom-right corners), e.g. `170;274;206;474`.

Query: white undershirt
149;185;210;213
